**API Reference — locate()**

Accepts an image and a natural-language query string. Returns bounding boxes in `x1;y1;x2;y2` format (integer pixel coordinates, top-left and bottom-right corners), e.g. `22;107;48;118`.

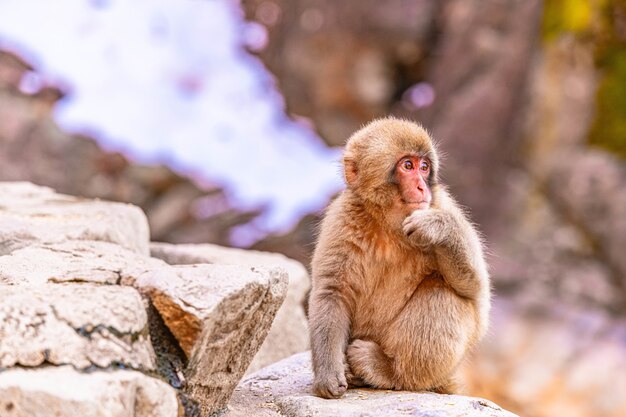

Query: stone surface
132;263;288;416
0;366;179;417
228;352;518;417
151;242;310;373
0;284;155;370
0;182;149;255
463;298;626;417
0;240;169;286
0;234;291;416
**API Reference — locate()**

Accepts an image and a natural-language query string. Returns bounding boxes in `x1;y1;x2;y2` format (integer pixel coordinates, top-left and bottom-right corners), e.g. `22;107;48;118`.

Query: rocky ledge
0;182;291;416
0;182;516;417
228;352;519;417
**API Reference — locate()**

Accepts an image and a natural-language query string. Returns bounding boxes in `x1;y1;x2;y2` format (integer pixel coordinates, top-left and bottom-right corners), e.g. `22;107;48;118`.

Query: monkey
308;117;491;399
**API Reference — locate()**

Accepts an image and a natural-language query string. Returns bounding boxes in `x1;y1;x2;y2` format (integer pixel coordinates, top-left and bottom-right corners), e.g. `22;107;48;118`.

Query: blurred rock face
242;0;439;146
242;2;626;417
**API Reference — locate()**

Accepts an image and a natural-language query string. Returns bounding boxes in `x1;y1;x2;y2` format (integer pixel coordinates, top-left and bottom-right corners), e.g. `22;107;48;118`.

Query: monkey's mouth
402;200;430;210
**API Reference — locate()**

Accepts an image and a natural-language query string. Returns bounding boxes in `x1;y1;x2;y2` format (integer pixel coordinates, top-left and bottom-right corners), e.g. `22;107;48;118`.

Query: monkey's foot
346;339;396;389
431;377;462;395
344;361;367;388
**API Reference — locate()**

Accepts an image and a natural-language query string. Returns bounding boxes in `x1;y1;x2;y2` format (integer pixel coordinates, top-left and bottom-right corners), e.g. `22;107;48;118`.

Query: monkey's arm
403;207;488;298
403;201;490;335
309;253;352;399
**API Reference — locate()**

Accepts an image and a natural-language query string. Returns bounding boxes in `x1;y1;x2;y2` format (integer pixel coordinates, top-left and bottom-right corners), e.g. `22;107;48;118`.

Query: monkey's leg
346;339;396;389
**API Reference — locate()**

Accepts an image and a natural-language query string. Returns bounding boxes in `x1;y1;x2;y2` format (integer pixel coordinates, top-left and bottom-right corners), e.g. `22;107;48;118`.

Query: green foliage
542;0;594;40
588;1;626;158
543;0;626;158
588;47;626;158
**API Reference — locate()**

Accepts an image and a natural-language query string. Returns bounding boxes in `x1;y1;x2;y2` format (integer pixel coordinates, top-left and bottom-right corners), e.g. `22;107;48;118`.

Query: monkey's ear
343;156;358;187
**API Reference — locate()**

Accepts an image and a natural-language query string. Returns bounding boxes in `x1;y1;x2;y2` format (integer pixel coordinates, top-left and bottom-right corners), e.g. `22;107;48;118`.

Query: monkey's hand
402;209;460;250
313;364;348;399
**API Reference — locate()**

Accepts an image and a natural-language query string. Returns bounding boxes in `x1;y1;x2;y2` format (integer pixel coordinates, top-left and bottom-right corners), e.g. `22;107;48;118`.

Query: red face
395;155;432;210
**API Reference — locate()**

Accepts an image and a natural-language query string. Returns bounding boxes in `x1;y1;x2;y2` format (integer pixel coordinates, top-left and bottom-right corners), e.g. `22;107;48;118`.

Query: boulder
0;236;290;415
0;182;149;255
0;283;154;370
0;366;179;417
151;242;310;373
131;263;288;416
228;352;519;417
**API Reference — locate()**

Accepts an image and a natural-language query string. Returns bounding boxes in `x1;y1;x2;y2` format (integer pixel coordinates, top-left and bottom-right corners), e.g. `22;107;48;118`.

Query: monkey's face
343;118;439;214
393;155;432;211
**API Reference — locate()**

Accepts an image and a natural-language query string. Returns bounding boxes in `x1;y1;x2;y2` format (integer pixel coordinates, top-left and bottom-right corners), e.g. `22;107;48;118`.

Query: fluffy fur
309;117;491;399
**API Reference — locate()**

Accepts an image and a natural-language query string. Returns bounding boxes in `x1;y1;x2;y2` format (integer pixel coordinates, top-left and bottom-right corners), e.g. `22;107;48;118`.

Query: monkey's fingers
313;373;348;399
402;218;418;237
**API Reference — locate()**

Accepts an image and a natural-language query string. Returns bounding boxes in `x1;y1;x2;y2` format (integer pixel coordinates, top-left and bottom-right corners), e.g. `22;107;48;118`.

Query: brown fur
309;117;491;399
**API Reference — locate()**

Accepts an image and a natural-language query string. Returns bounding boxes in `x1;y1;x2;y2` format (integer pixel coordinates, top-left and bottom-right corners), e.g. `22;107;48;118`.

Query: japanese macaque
309;117;491;399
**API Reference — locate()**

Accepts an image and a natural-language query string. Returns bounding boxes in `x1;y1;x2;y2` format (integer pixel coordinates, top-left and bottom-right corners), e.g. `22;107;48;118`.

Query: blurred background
0;0;625;416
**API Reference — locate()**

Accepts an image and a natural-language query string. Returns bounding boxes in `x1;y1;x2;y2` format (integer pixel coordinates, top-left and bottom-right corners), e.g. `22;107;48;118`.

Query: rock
0;284;155;370
0;182;149;255
132;263;288;416
0;240;169;286
0;240;183;286
547;150;626;283
0;237;290;415
227;352;518;417
0;366;179;417
463;298;626;417
0;49;33;89
242;0;438;146
151;243;310;373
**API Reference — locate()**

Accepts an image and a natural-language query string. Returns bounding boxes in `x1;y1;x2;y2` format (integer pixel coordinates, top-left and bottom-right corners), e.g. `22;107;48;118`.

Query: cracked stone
0;182;149;256
0;366;179;417
0;240;170;286
151;242;310;373
0;284;155;370
131;263;288;416
227;352;519;417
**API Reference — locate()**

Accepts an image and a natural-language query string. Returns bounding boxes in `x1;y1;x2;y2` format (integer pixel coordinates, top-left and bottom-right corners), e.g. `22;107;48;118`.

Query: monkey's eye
402;160;414;170
419;160;430;172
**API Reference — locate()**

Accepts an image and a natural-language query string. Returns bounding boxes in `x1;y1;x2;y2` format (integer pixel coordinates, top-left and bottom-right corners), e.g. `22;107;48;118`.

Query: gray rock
0;284;155;370
151;242;310;373
132;263;288;416
0;236;290;415
228;352;518;417
0;366;179;417
0;182;149;255
0;240;168;286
